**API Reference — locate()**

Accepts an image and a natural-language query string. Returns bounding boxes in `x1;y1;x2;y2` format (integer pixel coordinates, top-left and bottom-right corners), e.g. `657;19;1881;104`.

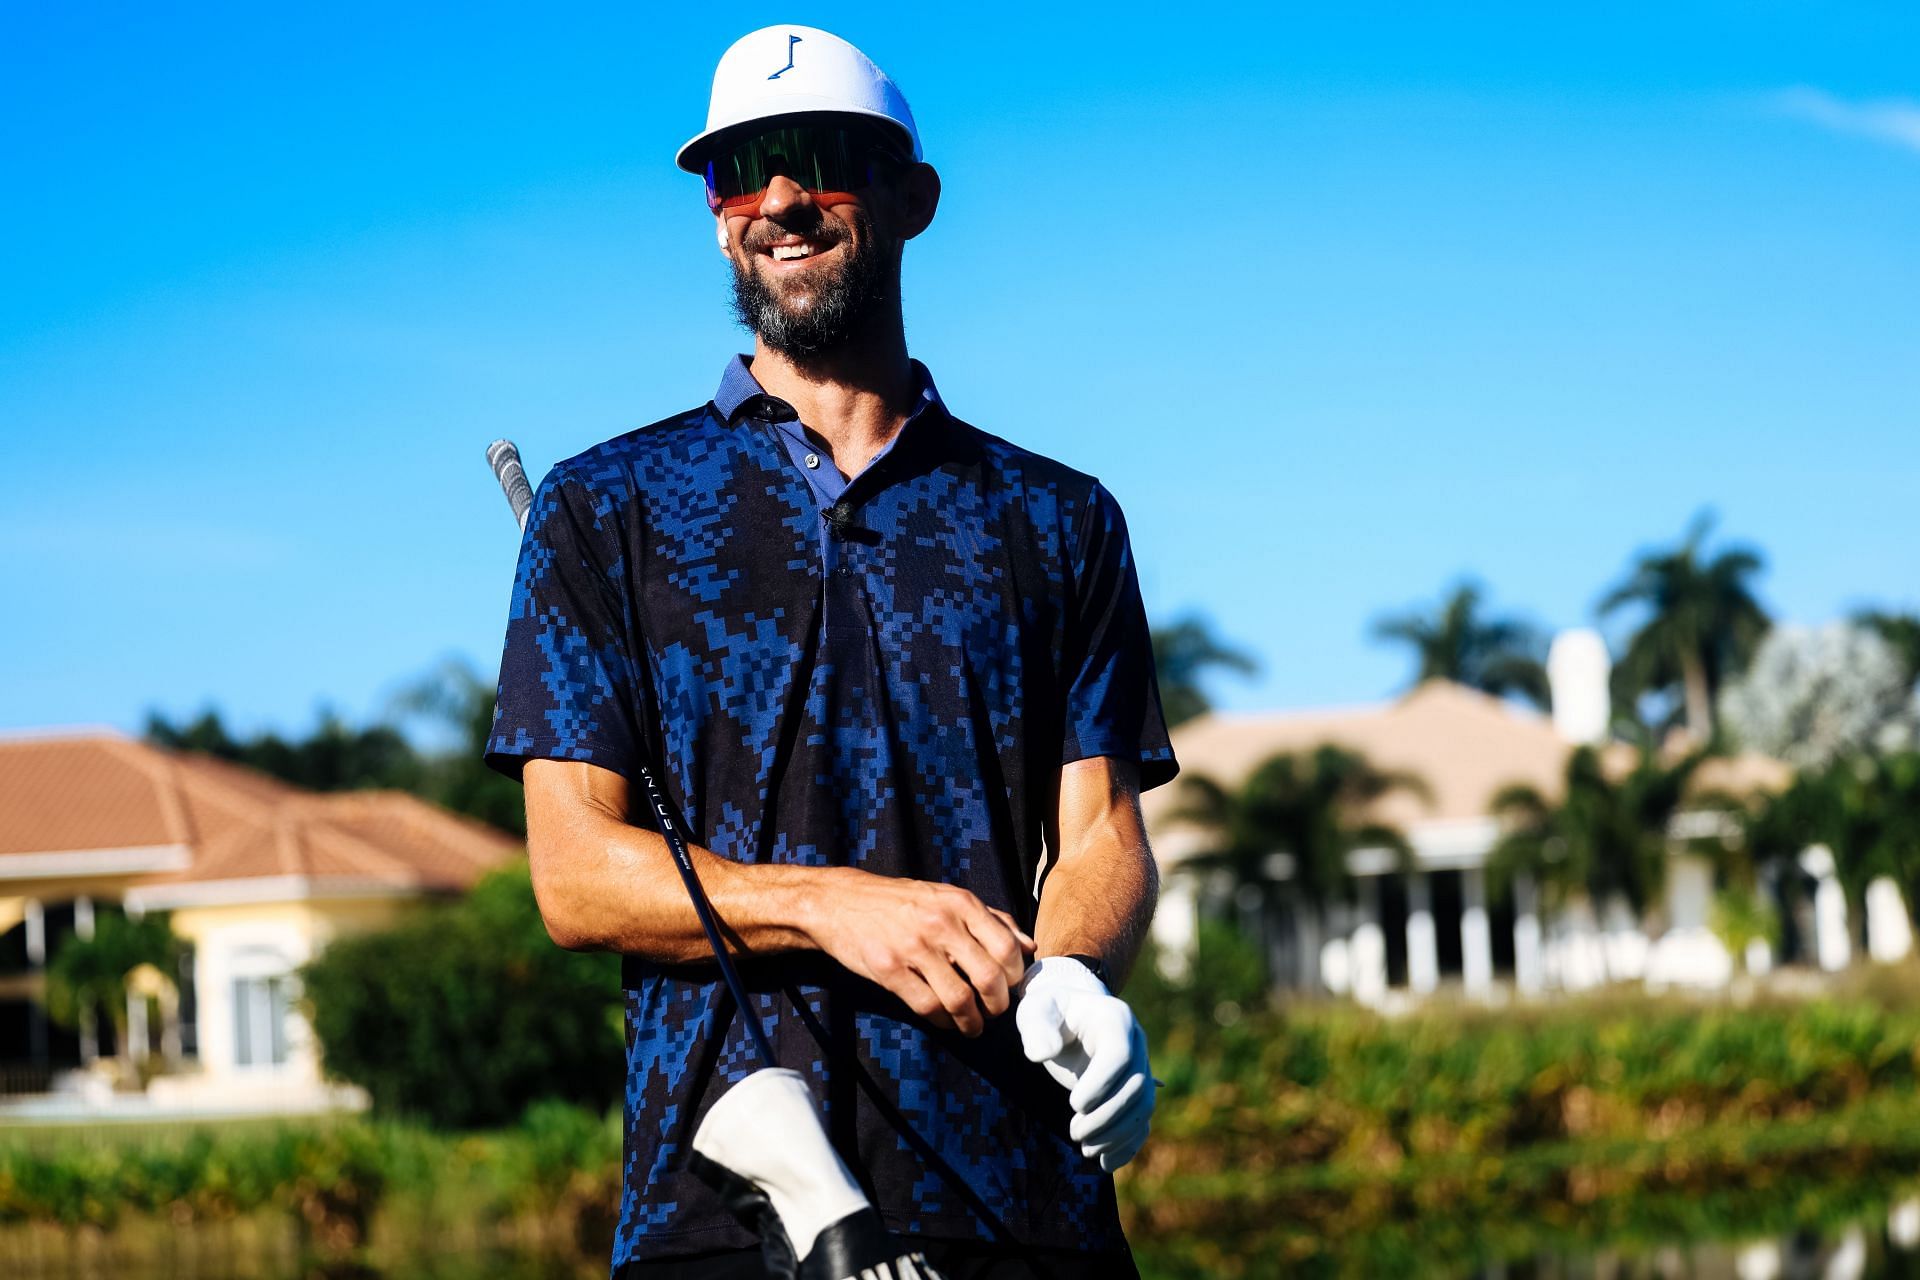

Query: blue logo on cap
768;34;800;80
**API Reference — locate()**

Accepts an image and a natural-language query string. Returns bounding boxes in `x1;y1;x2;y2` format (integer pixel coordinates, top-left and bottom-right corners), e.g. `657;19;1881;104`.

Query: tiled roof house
0;730;519;1114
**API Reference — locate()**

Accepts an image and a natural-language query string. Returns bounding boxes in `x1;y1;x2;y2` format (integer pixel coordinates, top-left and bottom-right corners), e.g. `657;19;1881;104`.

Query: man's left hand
1015;956;1155;1171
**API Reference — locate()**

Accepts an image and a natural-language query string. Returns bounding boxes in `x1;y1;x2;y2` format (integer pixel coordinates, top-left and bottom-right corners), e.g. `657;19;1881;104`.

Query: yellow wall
166;894;421;950
167;899;322;950
168;893;432;1088
0;874;148;903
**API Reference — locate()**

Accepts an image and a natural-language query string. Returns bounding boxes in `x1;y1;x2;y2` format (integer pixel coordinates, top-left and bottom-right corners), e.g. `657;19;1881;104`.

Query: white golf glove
1015;956;1156;1171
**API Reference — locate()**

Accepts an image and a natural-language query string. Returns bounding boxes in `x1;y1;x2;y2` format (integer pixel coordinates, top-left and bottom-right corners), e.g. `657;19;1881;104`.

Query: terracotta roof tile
0;731;519;894
0;735;191;854
1144;680;1790;848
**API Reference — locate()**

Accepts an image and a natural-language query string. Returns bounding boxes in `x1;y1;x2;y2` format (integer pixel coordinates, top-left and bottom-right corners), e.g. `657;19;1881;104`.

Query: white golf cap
675;25;922;175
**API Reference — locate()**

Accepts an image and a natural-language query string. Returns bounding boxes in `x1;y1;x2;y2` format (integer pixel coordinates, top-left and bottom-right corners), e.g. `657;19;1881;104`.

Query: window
232;973;293;1069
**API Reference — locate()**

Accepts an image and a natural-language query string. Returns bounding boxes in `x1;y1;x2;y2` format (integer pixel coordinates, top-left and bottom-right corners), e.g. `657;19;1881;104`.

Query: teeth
770;243;815;261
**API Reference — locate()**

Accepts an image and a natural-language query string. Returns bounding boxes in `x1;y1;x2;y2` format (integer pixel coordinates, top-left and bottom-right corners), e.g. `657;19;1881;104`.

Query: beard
729;211;896;358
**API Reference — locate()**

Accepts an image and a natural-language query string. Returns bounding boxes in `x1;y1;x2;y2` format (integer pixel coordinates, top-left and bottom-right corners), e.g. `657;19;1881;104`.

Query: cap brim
675;103;919;173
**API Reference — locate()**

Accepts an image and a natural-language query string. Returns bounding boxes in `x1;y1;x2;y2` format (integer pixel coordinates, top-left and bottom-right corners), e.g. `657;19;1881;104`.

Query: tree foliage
1370;579;1550;708
300;861;622;1128
1719;623;1920;767
1173;745;1430;913
1740;753;1920;920
1127;921;1271;1049
1853;607;1920;690
145;708;423;794
1487;744;1726;918
146;657;525;836
44;909;183;1036
389;657;529;836
1151;616;1259;728
1600;511;1769;740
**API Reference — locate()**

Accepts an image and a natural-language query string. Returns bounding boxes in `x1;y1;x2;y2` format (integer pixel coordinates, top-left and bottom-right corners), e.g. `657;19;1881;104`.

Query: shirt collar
712;354;945;427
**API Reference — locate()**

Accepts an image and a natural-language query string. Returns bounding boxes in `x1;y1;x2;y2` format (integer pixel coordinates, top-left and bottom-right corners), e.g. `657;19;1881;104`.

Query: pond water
3;1189;1917;1279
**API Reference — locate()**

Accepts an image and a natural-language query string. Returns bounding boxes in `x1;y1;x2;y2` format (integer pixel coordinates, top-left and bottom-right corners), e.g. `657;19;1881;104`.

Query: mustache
742;215;851;255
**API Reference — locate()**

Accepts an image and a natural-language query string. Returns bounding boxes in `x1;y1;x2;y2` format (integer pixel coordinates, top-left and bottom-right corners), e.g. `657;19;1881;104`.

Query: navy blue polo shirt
485;356;1176;1267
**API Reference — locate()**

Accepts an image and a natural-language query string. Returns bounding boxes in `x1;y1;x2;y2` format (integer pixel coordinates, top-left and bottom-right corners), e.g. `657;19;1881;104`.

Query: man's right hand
523;761;1032;1036
803;868;1035;1037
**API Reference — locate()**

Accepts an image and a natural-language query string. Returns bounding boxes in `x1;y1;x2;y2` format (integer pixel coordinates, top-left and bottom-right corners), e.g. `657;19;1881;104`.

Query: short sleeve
484;466;646;782
1060;483;1178;792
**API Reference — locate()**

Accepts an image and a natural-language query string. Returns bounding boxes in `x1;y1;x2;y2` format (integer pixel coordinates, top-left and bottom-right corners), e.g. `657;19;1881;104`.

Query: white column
25;898;47;1066
1889;1197;1920;1250
1815;879;1852;971
1513;873;1544;996
1406;872;1438;996
127;990;150;1064
1296;900;1322;993
1865;877;1913;963
160;987;183;1065
1461;868;1494;999
1802;846;1852;972
75;897;101;1062
1350;879;1388;1008
79;1004;99;1064
1735;1241;1782;1280
1826;1225;1866;1280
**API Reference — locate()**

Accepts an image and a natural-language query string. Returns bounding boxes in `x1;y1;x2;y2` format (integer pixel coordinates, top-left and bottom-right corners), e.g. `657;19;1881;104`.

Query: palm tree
1599;512;1768;741
1172;745;1430;985
45;909;184;1067
1370;580;1550;709
1488;744;1724;928
1151;616;1259;729
1854;608;1920;689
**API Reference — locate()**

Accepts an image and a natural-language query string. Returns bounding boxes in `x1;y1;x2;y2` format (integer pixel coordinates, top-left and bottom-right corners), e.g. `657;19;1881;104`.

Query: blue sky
3;2;1916;738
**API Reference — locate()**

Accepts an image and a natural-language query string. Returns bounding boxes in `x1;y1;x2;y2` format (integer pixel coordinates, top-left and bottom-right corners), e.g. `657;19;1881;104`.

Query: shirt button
804;452;820;470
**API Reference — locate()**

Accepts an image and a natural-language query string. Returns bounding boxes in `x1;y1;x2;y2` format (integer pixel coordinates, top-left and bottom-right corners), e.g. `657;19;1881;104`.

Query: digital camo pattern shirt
486;357;1176;1267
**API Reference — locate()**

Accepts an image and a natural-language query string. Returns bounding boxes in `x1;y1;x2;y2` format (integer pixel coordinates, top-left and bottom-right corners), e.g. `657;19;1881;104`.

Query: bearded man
487;25;1176;1280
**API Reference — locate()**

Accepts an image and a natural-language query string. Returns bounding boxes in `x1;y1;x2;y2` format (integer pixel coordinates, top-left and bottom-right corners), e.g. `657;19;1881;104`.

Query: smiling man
486;25;1175;1280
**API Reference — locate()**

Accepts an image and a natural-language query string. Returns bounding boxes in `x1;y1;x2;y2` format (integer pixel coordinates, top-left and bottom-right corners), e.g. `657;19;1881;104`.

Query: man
486;25;1175;1279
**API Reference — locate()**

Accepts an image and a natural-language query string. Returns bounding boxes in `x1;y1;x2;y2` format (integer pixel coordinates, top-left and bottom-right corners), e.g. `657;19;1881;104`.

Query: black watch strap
1062;953;1111;989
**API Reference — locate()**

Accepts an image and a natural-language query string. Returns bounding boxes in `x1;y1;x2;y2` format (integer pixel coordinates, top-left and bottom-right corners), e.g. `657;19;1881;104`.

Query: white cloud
1772;86;1920;155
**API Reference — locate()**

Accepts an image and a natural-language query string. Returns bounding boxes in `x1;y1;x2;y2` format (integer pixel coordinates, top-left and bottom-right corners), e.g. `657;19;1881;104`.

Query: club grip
486;439;535;531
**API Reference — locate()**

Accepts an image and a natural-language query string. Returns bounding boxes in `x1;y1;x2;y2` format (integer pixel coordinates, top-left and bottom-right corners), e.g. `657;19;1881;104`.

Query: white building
1139;634;1906;1005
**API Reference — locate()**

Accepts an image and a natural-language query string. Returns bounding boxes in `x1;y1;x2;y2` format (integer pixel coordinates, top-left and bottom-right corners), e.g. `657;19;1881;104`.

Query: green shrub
1130;920;1270;1050
0;1120;393;1248
301;861;624;1128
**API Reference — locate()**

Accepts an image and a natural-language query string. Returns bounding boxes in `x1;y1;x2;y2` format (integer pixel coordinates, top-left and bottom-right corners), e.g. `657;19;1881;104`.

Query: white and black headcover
690;1068;947;1280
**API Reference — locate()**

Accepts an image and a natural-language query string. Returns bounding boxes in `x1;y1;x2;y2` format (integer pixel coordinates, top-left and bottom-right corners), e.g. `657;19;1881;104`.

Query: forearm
529;800;833;960
521;759;1033;1037
1034;759;1159;988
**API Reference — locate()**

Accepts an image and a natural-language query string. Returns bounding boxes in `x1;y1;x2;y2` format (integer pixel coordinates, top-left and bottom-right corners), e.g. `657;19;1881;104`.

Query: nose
756;173;813;221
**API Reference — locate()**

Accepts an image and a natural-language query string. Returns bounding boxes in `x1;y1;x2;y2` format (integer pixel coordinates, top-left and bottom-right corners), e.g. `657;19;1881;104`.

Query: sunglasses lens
705;123;898;211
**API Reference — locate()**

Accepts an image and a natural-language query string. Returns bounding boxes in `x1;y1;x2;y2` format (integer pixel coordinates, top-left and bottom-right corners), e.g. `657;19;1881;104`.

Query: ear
715;214;731;256
897;163;941;241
